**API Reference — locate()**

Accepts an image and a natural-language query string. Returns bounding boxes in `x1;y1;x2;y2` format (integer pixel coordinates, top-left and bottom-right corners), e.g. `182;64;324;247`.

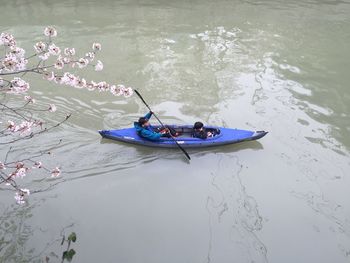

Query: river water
1;0;350;262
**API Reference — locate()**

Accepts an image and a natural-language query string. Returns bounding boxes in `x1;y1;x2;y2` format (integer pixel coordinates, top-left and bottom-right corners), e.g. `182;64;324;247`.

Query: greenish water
1;0;350;262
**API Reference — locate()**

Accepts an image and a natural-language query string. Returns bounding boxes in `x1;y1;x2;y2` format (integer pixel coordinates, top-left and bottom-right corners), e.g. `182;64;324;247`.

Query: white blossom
78;58;89;68
14;188;30;204
86;81;96;91
94;60;103;71
16;167;27;178
34;41;46;53
92;42;101;51
14;192;25;204
97;81;109;92
51;167;61;177
62;57;71;64
39;52;50;61
44;26;57;37
61;72;77;86
2;54;18;72
15;58;28;71
33;161;42;168
54;58;64;69
54;75;62;84
48;104;57;112
85;52;95;61
48;43;61;56
0;32;16;47
75;78;87;89
64;47;75;56
10;46;25;58
21;188;30;195
110;85;123;96
123;87;133;98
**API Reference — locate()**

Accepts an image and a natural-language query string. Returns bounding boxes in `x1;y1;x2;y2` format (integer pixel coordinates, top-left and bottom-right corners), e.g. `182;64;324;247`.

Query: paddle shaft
134;90;191;160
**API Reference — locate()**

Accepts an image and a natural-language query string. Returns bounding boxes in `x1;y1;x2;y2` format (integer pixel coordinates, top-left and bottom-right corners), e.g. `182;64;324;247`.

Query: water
1;0;350;262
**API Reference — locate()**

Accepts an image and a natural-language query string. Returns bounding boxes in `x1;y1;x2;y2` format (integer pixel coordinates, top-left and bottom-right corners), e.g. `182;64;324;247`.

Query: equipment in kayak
98;125;267;148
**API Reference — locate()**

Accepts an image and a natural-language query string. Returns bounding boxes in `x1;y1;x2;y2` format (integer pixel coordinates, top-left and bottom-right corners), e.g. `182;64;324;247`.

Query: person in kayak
134;111;178;141
192;121;213;139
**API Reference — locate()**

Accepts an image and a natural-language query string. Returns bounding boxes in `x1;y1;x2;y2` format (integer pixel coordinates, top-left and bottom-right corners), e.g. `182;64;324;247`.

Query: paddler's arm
143;111;153;120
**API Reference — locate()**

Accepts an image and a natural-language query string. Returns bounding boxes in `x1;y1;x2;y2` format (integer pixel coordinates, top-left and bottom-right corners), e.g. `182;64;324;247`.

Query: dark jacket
192;129;208;139
134;112;163;141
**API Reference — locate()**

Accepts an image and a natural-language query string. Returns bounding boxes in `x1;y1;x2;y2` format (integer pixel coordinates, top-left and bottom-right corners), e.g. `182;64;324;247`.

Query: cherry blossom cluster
0;33;27;73
1;26;134;204
1;26;134;98
0;160;61;204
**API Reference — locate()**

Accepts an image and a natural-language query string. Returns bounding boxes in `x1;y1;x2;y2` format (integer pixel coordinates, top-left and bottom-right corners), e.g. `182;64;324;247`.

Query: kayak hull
98;125;267;148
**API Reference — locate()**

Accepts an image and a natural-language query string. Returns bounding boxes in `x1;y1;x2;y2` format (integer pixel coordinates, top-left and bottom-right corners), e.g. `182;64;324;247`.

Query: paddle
134;89;191;160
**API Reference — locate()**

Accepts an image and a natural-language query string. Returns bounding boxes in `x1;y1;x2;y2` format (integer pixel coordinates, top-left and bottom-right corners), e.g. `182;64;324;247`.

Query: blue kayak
99;125;267;148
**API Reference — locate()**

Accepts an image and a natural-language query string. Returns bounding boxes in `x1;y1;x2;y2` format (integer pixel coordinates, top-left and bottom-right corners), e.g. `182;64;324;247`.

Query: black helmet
194;121;204;130
138;117;148;126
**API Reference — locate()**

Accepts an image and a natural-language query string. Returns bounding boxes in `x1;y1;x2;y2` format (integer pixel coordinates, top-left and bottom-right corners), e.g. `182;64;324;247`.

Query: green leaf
67;232;77;242
62;249;76;262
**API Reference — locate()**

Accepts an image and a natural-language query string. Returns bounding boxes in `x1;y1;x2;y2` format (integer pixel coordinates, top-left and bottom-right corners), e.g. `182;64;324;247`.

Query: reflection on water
1;0;350;262
206;155;267;263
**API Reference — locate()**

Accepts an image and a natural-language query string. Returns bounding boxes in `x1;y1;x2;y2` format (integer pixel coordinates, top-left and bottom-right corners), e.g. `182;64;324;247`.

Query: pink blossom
10;77;30;93
94;60;103;71
17;121;34;135
54;59;64;69
48;104;57;112
0;161;5;170
110;85;123;96
92;42;101;51
48;43;61;56
44;26;57;37
61;72;77;86
0;32;16;47
2;54;18;72
15;57;28;70
24;95;36;103
51;167;61;177
15;167;27;178
123;87;133;98
34;41;46;53
64;47;75;56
